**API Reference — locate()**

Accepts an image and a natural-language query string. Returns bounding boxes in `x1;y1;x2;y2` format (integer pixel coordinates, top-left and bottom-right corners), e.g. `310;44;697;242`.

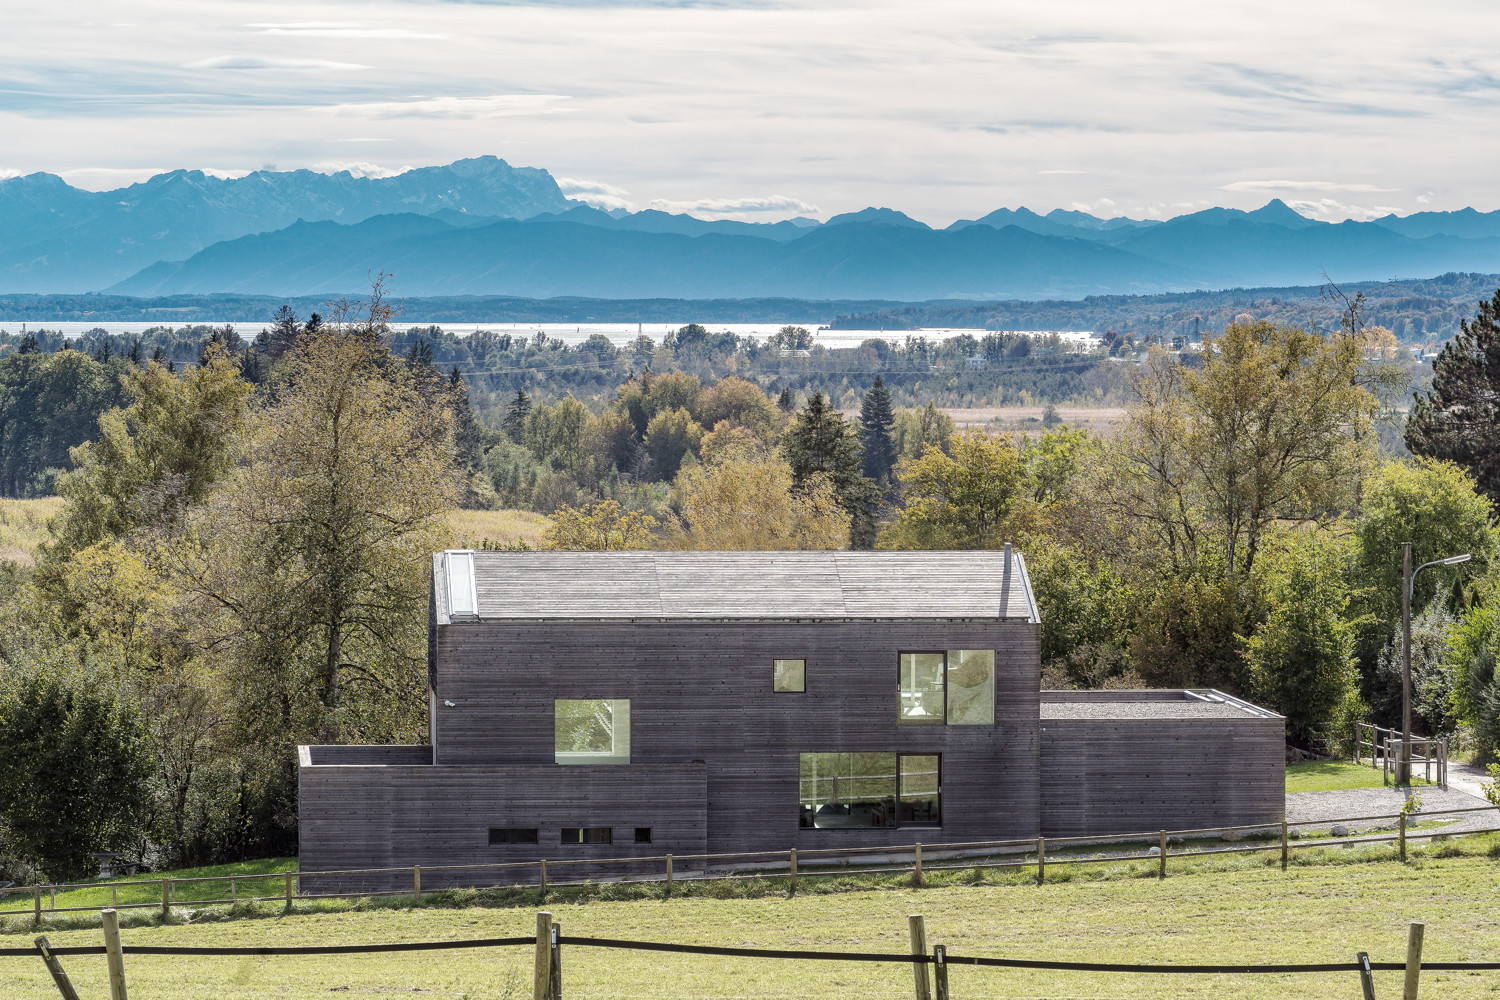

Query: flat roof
434;550;1040;623
1040;689;1281;721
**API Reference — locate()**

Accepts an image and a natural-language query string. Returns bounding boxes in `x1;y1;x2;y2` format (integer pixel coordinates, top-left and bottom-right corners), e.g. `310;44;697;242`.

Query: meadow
4;850;1499;1000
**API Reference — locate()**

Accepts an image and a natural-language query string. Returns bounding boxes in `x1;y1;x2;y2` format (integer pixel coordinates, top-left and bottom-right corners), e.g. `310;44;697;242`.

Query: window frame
896;650;996;727
554;698;631;765
797;752;942;831
560;827;613;845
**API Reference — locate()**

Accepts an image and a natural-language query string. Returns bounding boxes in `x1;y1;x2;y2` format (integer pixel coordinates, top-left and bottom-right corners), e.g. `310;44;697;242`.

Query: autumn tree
1406;288;1500;503
670;451;848;550
880;430;1027;550
546;500;659;550
784;392;879;547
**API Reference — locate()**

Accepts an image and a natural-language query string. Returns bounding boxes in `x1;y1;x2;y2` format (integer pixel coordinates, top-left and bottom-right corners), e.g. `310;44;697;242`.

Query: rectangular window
561;828;613;844
946;650;995;725
555;699;630;764
634;827;653;844
445;550;477;619
773;658;806;693
488;828;539;845
899;756;941;826
898;652;946;724
798;753;940;829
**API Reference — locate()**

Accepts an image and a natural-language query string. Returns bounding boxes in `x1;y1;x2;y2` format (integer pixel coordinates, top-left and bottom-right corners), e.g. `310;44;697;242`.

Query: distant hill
6;157;1500;300
0;157;572;293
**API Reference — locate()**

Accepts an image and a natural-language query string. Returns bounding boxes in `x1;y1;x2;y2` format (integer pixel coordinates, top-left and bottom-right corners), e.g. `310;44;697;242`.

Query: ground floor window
561;827;613;844
798;753;941;829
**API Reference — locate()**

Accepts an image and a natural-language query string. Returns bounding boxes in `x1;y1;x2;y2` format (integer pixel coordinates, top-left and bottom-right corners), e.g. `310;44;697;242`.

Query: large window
773;658;806;693
554;699;630;764
798;753;941;829
897;651;994;725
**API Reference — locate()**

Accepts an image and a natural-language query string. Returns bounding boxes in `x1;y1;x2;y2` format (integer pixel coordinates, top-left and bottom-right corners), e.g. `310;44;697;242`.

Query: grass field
4;848;1500;999
1287;760;1436;793
0;497;62;566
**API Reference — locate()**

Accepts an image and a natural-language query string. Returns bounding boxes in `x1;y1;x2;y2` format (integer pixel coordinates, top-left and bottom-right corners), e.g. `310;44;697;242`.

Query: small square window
488;827;539;845
634;827;652;844
773;659;806;693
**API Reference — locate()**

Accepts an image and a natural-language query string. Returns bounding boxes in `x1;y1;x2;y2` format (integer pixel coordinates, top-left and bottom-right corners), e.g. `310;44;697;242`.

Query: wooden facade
298;550;1284;883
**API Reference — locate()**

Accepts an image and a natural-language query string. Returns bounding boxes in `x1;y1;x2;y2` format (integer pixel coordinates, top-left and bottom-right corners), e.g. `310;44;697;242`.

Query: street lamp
1398;543;1471;783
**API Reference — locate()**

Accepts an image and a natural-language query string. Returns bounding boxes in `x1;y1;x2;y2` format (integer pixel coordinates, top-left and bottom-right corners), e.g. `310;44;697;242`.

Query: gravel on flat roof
1040;701;1259;720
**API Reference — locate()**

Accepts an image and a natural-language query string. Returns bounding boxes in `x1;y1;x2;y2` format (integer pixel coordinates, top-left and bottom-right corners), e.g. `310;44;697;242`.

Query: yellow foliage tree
879;430;1027;549
670;452;848;550
545;500;659;550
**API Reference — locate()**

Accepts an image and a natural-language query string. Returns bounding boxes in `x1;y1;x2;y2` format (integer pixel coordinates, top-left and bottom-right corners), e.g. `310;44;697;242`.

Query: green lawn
0;858;297;916
3;848;1499;1000
1287;759;1437;793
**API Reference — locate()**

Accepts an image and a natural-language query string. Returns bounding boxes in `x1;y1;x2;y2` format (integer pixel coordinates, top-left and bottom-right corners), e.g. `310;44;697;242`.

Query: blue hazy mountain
0;157;572;292
7;158;1500;299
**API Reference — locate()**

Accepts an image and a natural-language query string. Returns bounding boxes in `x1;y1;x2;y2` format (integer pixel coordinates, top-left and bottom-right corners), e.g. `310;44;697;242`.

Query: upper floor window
898;650;995;725
773;658;806;693
555;699;630;764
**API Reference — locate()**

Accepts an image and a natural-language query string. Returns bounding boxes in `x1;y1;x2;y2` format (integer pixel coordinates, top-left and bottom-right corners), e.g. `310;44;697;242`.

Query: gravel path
1286;785;1500;837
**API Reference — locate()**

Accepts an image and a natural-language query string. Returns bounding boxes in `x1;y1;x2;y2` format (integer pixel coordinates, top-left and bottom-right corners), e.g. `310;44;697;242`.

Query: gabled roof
433;549;1039;623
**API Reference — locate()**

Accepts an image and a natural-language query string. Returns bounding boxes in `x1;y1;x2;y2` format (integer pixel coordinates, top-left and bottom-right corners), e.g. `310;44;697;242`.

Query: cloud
1039;170;1090;175
185;56;371;71
1223;180;1398;194
311;95;572;119
310;160;413;178
0;169;20;180
1285;198;1401;223
646;195;819;217
557;176;632;211
247;22;446;39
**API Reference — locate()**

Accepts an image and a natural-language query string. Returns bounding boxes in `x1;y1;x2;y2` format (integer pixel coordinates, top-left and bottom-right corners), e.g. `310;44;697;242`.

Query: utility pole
1400;542;1412;785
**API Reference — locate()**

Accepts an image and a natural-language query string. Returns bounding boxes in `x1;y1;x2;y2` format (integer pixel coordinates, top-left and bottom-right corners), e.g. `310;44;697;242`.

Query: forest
0;280;1497;888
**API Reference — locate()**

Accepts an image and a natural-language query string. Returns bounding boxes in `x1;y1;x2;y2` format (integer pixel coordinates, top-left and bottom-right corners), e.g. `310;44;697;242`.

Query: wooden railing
4;802;1498;924
1354;722;1448;786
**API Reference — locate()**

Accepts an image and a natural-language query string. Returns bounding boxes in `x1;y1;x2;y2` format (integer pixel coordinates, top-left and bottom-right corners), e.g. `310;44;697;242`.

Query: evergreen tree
783;392;880;548
776;387;794;413
858;375;897;483
448;368;486;473
503;388;531;444
1407;288;1500;503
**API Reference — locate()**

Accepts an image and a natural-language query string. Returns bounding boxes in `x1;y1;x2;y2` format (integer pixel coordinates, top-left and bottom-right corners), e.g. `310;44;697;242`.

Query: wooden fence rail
3;804;1498;923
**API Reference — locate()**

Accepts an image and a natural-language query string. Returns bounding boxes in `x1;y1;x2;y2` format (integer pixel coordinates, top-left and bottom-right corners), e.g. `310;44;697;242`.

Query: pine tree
858;375;897;483
448;368;485;473
776;388;794;413
783;392;881;548
1406;288;1500;502
503;388;531;444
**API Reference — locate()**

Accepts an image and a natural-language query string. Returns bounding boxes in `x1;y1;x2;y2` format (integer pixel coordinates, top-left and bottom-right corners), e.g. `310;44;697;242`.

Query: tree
1104;322;1373;580
879;430;1026;550
182;307;464;746
1406;288;1500;503
784;392;879;547
1449;601;1500;763
503;388;531;444
645;407;704;481
546;500;658;550
891;402;955;462
858;376;897;483
0;666;152;881
670;452;849;550
1246;533;1361;748
696;377;778;440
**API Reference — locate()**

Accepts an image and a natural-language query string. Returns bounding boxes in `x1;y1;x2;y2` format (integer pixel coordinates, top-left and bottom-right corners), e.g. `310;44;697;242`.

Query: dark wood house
298;549;1283;886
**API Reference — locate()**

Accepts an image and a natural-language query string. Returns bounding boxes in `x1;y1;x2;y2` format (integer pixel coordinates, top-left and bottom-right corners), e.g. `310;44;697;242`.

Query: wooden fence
1354;722;1449;786
3;802;1497;923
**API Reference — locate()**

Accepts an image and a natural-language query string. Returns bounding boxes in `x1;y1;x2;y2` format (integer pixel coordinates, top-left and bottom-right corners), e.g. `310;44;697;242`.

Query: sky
2;0;1498;225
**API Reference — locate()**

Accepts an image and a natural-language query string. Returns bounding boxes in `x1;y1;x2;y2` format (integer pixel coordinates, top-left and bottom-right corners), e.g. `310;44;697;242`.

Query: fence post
1357;952;1377;1000
789;848;797;891
1036;837;1045;885
549;919;563;1000
284;872;293;909
50;886;56;911
413;865;422;903
533;911;553;1000
933;943;949;1000
161;878;171;917
908;915;931;1000
1158;831;1166;879
1404;920;1425;1000
32;886;40;924
1281;820;1289;870
914;843;923;883
34;936;82;1000
1399;813;1407;862
102;908;128;1000
539;859;548;894
666;854;673;894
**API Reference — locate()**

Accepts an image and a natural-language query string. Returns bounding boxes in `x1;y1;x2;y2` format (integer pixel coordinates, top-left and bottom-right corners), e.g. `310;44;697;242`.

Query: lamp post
1398;543;1471;783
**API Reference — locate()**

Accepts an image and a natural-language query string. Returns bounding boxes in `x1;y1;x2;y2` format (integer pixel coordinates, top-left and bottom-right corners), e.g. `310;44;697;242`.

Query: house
298;549;1283;887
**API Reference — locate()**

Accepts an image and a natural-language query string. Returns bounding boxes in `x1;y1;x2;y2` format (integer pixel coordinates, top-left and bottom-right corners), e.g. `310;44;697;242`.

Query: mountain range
4;157;1500;301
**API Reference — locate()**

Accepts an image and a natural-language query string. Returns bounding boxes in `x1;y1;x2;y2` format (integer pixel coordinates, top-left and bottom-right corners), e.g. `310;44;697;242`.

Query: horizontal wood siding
1040;717;1285;837
433;619;1042;854
305;746;433;766
299;763;707;891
